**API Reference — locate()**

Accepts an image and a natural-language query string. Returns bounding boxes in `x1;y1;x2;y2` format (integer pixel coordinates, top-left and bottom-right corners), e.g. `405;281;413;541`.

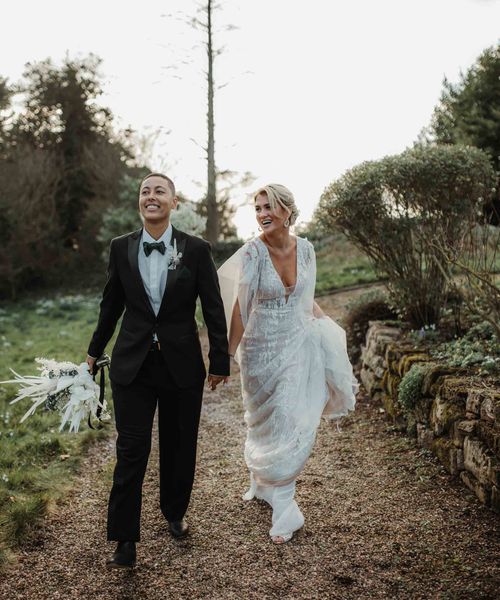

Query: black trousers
107;348;204;542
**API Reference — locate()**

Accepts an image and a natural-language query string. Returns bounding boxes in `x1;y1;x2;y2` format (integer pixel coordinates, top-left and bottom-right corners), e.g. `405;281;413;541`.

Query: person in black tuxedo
86;173;230;569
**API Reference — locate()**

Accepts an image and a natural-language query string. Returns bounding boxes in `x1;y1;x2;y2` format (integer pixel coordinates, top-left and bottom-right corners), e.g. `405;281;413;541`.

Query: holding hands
207;374;229;391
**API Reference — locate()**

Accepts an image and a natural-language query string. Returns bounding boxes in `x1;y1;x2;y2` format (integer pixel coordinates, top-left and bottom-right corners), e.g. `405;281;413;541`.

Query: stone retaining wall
360;321;500;513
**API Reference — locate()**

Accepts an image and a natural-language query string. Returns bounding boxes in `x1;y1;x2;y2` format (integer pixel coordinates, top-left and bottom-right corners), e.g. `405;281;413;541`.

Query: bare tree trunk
205;0;218;243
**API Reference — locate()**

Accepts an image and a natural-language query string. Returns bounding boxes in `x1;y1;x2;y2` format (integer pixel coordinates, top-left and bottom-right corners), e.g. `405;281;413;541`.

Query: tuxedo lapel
158;226;187;315
127;229;156;318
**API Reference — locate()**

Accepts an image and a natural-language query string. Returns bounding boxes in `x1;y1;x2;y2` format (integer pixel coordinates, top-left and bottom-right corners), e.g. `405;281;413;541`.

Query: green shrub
343;289;398;364
96;175;143;260
317;145;496;328
408;324;440;343
431;321;500;374
398;364;430;412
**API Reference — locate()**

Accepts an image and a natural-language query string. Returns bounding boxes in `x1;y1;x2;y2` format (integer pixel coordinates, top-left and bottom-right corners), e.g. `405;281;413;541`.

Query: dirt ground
0;290;499;600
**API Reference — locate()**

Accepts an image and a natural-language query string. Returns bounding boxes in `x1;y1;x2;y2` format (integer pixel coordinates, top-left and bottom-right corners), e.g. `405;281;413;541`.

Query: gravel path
1;294;499;599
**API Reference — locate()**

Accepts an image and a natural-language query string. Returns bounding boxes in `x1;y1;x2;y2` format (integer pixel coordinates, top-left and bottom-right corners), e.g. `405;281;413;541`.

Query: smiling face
254;192;290;233
139;175;178;226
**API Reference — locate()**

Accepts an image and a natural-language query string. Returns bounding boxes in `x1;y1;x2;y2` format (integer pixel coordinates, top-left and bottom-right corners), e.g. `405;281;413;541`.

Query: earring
283;218;290;228
258;225;262;232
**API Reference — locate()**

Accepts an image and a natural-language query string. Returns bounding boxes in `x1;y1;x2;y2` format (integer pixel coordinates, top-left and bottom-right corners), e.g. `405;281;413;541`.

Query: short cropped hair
140;172;176;197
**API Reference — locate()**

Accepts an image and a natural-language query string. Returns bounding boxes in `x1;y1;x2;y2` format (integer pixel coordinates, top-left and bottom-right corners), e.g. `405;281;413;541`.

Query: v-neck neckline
257;236;299;293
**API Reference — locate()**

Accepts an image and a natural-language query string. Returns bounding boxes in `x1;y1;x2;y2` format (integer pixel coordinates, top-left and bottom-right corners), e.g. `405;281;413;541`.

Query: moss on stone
413;397;433;424
432;437;456;474
385;342;415;374
431;394;466;436
477;422;500;459
382;393;399;418
385;345;401;375
439;377;470;403
386;372;402;399
421;364;458;397
398;353;431;378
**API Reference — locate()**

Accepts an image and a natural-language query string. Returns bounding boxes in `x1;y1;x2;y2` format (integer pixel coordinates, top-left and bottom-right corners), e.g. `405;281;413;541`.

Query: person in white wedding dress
217;184;358;544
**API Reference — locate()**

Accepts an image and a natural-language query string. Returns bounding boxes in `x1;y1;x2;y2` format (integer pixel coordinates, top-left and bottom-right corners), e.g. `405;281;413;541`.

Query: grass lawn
0;292;112;566
313;234;379;294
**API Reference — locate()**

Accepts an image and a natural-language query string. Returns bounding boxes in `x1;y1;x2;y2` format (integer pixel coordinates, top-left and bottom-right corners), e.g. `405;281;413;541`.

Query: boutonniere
167;239;183;270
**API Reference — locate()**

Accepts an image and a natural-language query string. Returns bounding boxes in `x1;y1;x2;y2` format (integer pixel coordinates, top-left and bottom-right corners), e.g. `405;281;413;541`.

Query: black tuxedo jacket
88;226;230;388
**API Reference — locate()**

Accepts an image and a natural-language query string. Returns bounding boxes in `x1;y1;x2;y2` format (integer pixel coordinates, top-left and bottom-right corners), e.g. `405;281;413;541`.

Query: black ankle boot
106;541;136;569
168;519;189;538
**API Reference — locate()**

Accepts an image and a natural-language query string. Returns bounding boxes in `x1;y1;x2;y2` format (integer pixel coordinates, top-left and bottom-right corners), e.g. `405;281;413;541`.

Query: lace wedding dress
218;236;358;539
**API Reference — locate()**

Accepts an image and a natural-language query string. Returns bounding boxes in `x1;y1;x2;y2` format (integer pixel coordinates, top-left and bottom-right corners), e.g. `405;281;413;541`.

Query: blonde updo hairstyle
254;183;299;226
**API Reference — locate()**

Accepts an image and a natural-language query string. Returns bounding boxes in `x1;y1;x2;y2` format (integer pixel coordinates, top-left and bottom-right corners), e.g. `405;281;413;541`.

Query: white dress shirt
87;226;172;360
138;224;172;316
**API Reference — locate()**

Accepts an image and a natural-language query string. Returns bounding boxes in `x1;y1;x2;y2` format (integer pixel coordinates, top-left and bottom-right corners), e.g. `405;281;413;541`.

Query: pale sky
2;0;499;239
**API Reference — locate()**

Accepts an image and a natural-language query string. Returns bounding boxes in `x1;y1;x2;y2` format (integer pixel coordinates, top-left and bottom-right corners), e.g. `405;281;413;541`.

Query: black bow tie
143;240;166;257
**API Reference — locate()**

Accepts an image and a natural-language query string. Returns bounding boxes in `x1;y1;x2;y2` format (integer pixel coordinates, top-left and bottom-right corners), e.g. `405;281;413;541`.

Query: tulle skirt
239;311;358;536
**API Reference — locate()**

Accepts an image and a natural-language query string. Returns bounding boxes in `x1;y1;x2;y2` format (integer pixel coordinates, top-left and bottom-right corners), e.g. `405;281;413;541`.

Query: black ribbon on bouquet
89;354;111;430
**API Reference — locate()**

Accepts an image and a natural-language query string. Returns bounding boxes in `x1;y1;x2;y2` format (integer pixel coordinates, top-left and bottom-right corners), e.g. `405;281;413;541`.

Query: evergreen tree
196;169;254;240
14;55;131;244
425;44;500;222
